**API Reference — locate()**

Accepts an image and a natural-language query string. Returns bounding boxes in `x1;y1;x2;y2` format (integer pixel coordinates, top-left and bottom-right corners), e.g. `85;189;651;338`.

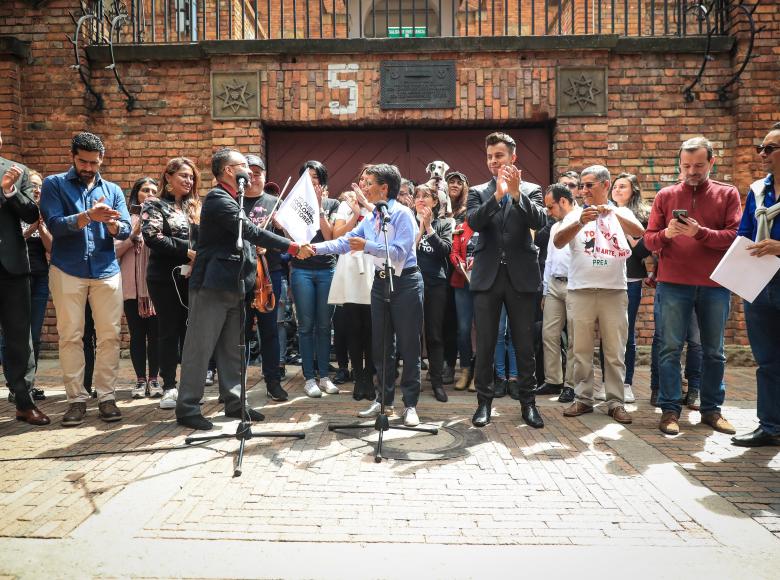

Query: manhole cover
332;422;486;461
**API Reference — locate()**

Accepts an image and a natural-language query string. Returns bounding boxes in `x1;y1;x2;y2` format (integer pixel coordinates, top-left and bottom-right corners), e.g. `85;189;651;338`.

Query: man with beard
41;132;131;426
466;132;548;429
644;136;742;436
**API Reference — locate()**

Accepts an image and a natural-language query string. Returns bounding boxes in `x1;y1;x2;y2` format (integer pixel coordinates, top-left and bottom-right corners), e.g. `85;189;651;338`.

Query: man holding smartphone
644;136;742;436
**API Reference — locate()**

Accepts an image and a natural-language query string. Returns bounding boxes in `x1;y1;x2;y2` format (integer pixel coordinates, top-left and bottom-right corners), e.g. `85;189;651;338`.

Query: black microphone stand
328;205;438;463
186;175;305;477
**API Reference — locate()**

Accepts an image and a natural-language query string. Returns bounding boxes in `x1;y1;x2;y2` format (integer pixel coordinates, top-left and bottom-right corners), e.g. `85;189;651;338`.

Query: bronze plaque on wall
211;71;260;120
557;67;608;117
380;61;456;109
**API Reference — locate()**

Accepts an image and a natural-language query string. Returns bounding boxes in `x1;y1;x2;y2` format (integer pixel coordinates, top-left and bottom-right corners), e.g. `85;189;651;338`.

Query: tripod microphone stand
186;171;305;477
328;203;438;463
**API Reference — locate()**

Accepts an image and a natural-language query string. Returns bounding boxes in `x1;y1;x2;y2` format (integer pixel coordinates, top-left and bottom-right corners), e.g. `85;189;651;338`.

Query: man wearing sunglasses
644;136;742;437
732;122;780;447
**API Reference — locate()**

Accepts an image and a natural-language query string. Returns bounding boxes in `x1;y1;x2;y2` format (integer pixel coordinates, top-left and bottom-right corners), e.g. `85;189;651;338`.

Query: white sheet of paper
710;236;780;302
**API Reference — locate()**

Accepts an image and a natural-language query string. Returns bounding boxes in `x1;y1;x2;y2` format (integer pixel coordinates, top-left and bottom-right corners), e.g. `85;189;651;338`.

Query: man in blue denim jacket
40;132;130;427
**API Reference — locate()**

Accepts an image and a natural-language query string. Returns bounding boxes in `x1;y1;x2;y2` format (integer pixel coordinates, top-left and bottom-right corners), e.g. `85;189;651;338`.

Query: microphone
235;170;251;193
375;200;390;223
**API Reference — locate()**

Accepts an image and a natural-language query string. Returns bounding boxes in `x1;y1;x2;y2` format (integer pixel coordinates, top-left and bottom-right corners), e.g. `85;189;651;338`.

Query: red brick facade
1;0;778;352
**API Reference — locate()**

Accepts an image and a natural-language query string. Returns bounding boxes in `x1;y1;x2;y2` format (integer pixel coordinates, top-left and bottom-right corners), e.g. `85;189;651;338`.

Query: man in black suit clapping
467;132;548;429
0;131;50;425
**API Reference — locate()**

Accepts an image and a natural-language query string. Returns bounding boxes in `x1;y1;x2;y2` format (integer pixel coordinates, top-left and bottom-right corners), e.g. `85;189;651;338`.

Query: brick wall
1;0;779;353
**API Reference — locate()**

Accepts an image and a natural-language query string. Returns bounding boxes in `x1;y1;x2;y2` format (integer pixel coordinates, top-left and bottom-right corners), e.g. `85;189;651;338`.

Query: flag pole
262;176;291;230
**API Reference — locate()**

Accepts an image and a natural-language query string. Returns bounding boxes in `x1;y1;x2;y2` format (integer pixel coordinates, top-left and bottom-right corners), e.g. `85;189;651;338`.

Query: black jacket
189;185;292;293
466;178;547;293
141;197;194;281
417;216;454;285
0;156;38;276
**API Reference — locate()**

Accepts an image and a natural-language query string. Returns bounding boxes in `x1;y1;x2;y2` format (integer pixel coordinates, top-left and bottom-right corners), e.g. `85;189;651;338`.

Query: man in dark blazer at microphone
175;148;313;431
467;132;548;429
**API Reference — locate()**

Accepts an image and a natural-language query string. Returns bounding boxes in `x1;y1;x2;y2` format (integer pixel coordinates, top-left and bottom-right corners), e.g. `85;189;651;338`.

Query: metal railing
90;0;733;44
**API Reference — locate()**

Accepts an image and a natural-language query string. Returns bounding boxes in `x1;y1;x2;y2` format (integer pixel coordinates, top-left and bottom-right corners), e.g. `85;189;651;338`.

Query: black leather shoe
31;387;46;401
177;414;213;431
472;401;491;427
535;382;563;395
442;364;455;385
558;386;575;403
521;404;544;429
494;379;507;398
225;407;265;421
508;379;521;400
732;428;780;447
433;385;448;403
333;368;351;384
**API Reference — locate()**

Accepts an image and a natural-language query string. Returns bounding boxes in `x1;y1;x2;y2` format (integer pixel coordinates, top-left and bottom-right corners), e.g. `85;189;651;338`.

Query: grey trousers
175;287;245;419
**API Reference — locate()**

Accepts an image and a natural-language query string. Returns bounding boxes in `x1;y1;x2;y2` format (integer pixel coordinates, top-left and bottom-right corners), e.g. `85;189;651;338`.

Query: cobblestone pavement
0;361;778;578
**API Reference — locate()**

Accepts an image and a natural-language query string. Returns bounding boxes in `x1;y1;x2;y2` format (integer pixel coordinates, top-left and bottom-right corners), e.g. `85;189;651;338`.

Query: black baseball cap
245;154;265;171
446;171;468;183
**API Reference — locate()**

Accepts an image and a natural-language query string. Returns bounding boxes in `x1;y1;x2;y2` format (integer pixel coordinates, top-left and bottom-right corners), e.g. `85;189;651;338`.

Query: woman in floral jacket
141;158;201;410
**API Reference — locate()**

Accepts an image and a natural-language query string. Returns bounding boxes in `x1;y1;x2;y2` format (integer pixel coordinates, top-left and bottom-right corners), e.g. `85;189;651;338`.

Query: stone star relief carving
218;78;255;113
563;74;602;111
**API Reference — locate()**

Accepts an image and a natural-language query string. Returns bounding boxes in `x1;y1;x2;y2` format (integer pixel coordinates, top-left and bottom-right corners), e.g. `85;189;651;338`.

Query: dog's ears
442;162;450;173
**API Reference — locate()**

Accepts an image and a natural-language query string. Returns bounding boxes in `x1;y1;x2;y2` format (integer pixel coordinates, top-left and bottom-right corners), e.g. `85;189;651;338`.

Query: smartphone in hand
672;209;688;223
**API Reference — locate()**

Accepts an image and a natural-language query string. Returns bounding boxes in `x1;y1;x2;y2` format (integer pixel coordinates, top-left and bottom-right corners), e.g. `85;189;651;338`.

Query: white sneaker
624;384;636;403
205;370;215;386
131;381;146;399
358;401;394;418
159;388;178;409
594;383;607;401
148;380;163;398
319;378;339;394
304;379;322;398
403;407;420;427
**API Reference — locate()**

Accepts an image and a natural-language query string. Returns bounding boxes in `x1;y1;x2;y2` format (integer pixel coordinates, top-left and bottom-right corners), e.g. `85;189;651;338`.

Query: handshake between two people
295;243;315;259
294;236;368;260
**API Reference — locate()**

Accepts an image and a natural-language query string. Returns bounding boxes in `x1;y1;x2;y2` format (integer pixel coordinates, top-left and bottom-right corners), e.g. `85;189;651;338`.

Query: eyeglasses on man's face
756;144;779;156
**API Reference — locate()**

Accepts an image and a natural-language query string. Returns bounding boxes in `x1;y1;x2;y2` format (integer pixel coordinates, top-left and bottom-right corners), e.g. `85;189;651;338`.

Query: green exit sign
387;26;427;38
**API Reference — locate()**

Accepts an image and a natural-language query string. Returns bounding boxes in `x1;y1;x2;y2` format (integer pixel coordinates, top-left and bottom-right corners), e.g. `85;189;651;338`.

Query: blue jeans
657;282;730;415
290;267;335;380
744;273;780;435
494;305;518;379
453;286;474;368
650;284;703;391
624;280;642;385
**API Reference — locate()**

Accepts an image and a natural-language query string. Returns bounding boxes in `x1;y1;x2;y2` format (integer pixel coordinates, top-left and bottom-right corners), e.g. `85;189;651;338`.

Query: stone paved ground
0;361;778;578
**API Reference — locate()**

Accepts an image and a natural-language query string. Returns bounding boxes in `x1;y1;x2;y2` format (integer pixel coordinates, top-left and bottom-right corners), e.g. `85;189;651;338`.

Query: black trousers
124;299;159;379
343;303;373;375
83;303;96;389
423;281;448;386
245;269;283;381
443;285;458;368
473;265;537;403
372;271;424;408
332;305;349;368
0;275;35;410
147;275;188;389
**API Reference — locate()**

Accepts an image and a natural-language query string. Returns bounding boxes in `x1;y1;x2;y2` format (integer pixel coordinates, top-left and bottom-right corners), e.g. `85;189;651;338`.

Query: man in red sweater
644;136;742;436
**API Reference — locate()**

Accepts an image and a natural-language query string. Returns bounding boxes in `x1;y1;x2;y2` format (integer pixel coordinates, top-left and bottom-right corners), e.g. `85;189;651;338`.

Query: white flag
274;170;320;244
